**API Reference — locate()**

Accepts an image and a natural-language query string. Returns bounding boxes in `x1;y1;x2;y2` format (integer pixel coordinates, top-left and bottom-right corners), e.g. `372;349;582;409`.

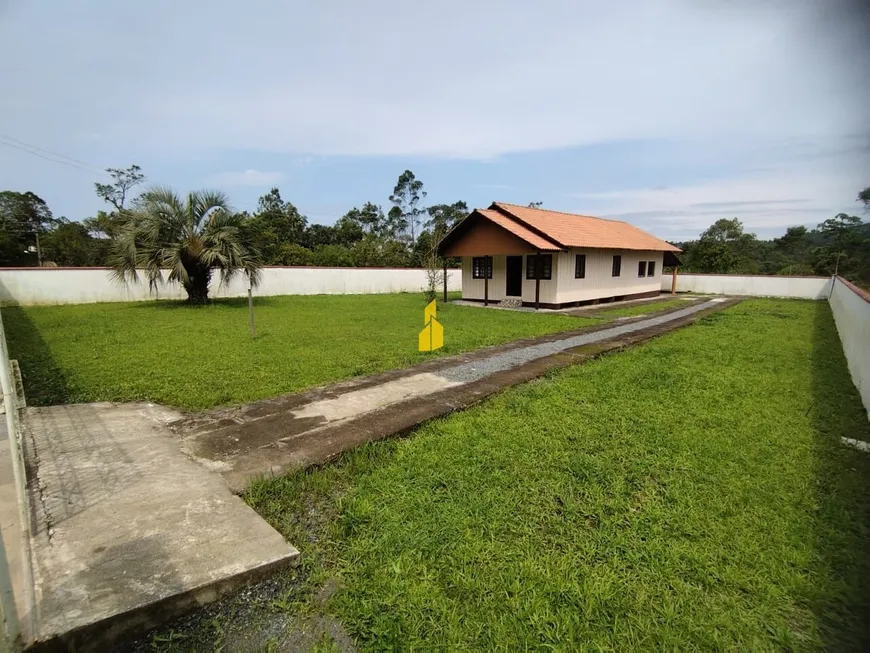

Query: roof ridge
493;201;629;225
487;203;566;249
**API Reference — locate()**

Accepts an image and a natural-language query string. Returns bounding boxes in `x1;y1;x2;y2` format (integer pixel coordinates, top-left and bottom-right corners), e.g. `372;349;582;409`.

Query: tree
243;188;309;265
379;239;412;267
426;201;468;233
817;213;865;276
858;186;870;212
775;226;810;258
83;209;129;240
109;187;261;304
276;243;314;266
0;191;55;266
303;224;338;249
350;237;384;267
312;244;355;267
689;218;759;274
771;226;813;275
41;219;100;266
388;170;427;245
528;201;544;209
338;202;387;240
88;165;147;259
94;165;145;211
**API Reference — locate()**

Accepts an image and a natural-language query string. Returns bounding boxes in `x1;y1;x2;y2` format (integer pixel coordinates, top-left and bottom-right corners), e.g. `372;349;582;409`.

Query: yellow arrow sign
418;300;444;352
424;299;437;324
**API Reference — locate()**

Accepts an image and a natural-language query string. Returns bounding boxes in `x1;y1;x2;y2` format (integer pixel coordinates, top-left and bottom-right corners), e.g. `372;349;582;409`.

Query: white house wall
462;256;506;302
555;249;663;304
461;250;660;305
461;255;559;304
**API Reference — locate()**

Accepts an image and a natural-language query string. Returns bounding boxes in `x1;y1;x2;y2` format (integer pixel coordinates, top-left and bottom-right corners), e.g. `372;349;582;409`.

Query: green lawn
591;296;691;319
230;299;870;651
3;293;588;411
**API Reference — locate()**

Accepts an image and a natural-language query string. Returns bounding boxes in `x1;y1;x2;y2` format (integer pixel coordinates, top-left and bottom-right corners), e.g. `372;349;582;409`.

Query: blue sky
1;0;867;241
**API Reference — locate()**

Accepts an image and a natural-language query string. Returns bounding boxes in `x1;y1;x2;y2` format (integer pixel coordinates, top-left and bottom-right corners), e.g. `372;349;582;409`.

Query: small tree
422;228;446;302
110;187;261;304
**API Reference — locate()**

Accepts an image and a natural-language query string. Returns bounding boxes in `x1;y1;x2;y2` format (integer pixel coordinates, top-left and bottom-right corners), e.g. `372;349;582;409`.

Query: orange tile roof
491;202;681;252
476;209;561;251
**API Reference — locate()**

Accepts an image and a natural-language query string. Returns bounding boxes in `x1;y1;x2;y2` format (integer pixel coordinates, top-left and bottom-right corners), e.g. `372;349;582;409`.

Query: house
437;202;682;309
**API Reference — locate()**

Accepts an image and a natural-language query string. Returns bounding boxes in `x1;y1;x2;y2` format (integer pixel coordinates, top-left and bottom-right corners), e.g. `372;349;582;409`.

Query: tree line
2;167;868;290
0;166;470;269
672;188;870;288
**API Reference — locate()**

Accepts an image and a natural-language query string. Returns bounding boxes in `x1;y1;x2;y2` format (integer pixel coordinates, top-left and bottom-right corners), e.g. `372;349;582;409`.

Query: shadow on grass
128;296;286;310
808;300;870;649
2;305;71;406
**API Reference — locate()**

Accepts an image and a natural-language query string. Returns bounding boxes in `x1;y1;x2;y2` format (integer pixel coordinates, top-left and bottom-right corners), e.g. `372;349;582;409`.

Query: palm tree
110;187;261;304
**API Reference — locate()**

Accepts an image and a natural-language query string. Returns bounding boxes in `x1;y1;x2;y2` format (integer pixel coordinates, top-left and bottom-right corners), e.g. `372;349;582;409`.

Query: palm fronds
108;187;262;302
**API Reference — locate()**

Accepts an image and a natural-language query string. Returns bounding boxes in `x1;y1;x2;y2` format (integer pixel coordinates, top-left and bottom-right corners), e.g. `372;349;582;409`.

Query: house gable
440;211;550;257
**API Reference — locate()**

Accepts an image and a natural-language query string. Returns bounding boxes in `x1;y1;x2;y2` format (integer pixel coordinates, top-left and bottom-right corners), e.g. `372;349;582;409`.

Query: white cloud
571;157;866;239
1;0;867;228
206;170;284;187
1;1;866;160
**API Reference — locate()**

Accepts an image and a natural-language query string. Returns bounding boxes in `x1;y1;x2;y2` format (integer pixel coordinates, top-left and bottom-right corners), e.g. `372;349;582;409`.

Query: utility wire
0;137;108;176
0;133;105;171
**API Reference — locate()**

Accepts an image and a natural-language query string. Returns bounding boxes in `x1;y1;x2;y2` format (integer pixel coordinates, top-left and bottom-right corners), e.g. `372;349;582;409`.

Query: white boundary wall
829;276;870;419
0;267;461;305
660;273;832;299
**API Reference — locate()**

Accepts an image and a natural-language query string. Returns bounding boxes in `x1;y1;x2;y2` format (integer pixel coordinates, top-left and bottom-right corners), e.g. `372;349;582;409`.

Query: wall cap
835;275;870;303
663;272;830;280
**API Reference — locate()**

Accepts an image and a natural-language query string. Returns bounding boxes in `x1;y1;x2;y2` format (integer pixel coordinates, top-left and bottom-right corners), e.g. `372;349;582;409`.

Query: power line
0;134;105;171
0;139;108;176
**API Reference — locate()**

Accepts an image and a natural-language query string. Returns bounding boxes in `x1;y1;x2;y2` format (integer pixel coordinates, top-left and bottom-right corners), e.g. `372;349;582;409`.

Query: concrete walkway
14;402;298;650
178;297;738;492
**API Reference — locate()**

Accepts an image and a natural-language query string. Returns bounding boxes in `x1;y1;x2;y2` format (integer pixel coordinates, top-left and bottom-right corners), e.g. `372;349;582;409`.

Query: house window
575;254;586;279
638;261;646;278
647;261;656;277
612;255;622;277
472;256;492;279
526;254;552;280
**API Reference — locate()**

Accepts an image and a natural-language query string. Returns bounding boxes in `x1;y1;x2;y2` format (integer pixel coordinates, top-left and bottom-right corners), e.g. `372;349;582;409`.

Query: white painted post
247;285;256;339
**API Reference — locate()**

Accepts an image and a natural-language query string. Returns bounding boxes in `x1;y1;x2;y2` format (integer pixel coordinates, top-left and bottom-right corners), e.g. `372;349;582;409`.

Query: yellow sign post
418;299;444;352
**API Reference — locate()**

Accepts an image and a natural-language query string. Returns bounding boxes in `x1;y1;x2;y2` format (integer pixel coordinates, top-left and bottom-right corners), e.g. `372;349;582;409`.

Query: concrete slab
179;298;740;491
20;402;299;650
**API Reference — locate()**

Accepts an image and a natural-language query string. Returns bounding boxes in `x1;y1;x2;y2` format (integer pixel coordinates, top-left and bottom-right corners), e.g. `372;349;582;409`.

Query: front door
506;255;523;297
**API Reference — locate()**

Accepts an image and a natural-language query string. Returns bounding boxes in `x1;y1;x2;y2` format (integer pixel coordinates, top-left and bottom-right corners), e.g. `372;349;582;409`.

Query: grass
231;299;870;651
590;296;691;319
3;293;589;411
